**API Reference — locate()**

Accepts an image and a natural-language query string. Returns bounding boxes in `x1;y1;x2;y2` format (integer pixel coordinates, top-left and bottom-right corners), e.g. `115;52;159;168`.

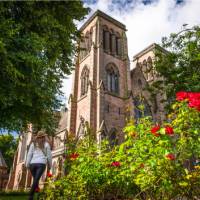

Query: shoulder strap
41;145;47;157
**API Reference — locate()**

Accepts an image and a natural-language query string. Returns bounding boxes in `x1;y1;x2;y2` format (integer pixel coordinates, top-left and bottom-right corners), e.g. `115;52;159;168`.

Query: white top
25;142;52;169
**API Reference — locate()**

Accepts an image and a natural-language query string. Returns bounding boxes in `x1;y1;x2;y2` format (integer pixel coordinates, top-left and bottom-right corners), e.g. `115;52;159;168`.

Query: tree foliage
154;26;200;102
0;133;18;170
0;1;89;133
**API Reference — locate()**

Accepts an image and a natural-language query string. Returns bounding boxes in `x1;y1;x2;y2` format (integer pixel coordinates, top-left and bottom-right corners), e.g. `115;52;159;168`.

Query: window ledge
105;91;120;98
80;53;90;63
103;50;122;60
78;94;87;102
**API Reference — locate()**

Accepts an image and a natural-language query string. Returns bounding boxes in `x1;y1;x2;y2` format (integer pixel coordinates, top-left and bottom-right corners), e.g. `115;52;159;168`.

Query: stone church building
6;10;166;190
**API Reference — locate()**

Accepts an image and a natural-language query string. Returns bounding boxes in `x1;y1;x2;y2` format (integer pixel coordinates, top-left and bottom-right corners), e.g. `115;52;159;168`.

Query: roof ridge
79;9;126;31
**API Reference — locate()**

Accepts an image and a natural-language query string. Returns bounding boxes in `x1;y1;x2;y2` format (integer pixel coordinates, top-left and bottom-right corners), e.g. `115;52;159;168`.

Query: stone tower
67;10;132;143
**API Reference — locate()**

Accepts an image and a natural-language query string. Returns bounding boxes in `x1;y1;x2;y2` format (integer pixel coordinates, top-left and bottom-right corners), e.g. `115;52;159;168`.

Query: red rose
151;125;160;137
70;153;79;160
188;98;200;111
176;91;188;101
165;125;174;136
188;92;200;101
47;172;52;177
111;161;121;167
166;153;175;160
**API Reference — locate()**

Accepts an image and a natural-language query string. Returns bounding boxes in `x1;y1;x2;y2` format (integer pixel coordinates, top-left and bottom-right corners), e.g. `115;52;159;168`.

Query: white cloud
62;0;200;103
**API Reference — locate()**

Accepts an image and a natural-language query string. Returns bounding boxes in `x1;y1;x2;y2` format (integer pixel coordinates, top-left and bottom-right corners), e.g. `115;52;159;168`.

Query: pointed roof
79;10;126;31
0;151;7;168
132;43;169;61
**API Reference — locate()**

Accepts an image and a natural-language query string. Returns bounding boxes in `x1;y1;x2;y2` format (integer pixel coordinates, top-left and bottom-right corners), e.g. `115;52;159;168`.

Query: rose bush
40;92;200;200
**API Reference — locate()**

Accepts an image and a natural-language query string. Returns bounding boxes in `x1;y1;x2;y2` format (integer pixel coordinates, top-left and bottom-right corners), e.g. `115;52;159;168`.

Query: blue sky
62;0;200;103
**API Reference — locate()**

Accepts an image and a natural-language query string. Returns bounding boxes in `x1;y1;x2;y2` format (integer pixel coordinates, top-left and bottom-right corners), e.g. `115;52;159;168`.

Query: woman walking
26;131;52;200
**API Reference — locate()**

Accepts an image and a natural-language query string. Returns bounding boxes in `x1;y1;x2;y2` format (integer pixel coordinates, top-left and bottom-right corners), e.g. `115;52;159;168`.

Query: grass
0;196;28;200
0;194;39;200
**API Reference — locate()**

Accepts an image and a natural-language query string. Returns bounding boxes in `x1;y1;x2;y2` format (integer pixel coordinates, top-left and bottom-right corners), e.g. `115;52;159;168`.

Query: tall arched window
89;28;93;50
81;66;89;96
106;64;119;94
103;25;110;52
133;96;151;121
85;31;90;54
142;60;147;80
109;128;118;147
147;57;153;81
116;32;121;56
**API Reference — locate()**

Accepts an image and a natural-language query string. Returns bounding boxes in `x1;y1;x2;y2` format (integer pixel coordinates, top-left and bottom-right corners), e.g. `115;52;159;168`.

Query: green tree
154;26;200;103
0;133;18;170
0;1;89;133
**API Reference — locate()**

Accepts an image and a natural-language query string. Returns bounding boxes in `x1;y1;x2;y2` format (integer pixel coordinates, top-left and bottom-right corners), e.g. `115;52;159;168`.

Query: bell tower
68;10;132;142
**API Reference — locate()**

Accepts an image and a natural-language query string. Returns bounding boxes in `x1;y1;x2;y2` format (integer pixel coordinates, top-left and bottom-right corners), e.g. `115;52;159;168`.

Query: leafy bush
40;92;200;200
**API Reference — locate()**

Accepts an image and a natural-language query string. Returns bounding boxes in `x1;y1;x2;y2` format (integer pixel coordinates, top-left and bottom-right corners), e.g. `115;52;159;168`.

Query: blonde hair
34;136;46;150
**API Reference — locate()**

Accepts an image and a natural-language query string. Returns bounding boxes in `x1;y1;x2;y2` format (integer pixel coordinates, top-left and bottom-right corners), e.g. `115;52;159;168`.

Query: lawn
0;196;28;200
0;194;39;200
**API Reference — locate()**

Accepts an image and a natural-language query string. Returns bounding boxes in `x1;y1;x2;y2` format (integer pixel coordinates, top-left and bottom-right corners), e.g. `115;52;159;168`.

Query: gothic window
103;25;109;52
116;32;121;56
133;96;152;121
106;64;119;94
142;60;148;80
138;79;142;87
89;28;93;50
80;66;89;96
79;30;92;61
147;57;153;81
85;31;90;53
100;130;107;141
109;128;118;147
110;30;116;55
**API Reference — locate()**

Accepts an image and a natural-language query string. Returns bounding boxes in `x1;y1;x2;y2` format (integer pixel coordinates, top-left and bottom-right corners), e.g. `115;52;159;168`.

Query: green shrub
40;92;200;200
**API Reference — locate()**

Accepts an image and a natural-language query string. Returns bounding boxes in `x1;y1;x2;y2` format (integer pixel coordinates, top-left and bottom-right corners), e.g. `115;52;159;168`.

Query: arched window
79;35;86;60
103;25;110;52
116;32;121;56
85;31;90;54
106;64;119;94
109;128;118;147
147;57;153;81
100;130;107;141
133;96;151;121
142;60;147;80
89;28;93;50
80;66;89;96
138;79;142;87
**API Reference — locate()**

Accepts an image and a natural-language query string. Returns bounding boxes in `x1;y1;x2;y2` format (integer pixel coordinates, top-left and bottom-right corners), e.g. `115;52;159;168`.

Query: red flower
176;91;200;112
176;91;188;101
188;92;200;101
188;98;200;111
151;125;161;137
165;125;174;136
166;153;175;160
111;161;121;167
70;153;79;160
47;172;53;177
